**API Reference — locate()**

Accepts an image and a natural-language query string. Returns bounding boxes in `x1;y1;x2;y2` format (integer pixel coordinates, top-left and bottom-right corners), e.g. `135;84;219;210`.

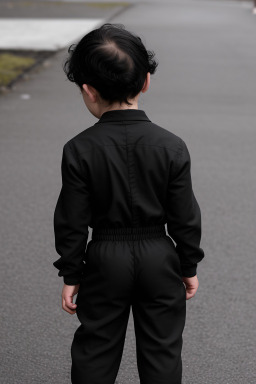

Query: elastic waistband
92;225;166;241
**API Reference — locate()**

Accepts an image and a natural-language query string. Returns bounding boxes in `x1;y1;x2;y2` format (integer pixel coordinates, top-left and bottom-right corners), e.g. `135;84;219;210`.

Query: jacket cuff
180;263;197;277
63;274;82;285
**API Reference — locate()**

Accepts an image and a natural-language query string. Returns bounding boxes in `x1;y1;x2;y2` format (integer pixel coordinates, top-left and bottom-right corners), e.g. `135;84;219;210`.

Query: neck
99;99;139;118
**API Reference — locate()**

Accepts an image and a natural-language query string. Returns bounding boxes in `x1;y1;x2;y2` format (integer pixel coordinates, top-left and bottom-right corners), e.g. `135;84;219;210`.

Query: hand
62;283;80;314
182;275;199;300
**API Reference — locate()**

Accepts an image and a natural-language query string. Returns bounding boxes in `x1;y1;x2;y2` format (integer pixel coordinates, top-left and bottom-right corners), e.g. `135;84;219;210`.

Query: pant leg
132;236;186;384
71;240;133;384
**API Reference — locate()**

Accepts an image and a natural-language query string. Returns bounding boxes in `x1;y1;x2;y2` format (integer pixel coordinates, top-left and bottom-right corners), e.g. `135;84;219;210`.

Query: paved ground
1;0;256;383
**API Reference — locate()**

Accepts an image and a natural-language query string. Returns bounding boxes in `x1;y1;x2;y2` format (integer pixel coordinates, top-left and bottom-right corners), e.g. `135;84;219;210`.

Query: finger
62;296;76;312
62;298;77;314
186;288;197;300
65;294;77;310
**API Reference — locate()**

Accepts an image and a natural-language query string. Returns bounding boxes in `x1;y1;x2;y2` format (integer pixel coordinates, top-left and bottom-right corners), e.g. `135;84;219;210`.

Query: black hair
63;23;158;105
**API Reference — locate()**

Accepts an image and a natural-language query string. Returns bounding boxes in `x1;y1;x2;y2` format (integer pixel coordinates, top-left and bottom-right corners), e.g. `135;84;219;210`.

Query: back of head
63;23;158;105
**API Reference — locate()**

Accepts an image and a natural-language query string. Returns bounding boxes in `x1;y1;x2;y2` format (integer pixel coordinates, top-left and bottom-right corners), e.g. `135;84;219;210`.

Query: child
53;23;204;384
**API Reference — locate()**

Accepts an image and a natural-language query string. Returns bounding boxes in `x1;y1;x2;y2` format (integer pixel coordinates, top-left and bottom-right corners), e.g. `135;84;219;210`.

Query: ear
82;84;98;102
141;72;150;93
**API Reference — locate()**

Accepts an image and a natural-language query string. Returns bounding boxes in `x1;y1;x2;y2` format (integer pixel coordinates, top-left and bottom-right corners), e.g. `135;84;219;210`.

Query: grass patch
0;53;35;87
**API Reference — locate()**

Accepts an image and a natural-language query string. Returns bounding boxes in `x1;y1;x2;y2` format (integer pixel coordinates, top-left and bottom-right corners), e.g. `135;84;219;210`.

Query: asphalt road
1;1;256;383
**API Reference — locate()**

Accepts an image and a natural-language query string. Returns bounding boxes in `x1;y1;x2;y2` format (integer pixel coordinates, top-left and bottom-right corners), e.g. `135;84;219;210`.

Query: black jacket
53;109;204;285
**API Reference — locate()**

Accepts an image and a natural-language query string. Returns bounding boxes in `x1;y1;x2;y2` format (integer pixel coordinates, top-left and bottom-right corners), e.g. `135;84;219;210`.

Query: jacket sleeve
166;138;205;277
53;141;91;285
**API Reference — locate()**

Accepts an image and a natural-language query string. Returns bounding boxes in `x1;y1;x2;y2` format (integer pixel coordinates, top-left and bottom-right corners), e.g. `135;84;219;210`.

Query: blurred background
1;0;256;383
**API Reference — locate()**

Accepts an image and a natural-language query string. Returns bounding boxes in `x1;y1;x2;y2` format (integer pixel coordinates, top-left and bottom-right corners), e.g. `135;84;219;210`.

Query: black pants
71;225;186;384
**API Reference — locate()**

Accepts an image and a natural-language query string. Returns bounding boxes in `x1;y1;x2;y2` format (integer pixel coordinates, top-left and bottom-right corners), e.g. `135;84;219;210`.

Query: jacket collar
96;109;151;124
